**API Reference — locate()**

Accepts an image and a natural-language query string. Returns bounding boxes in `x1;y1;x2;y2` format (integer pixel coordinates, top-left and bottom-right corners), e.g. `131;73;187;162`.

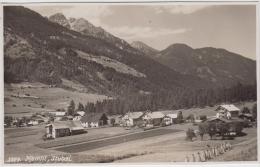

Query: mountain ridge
4;6;214;98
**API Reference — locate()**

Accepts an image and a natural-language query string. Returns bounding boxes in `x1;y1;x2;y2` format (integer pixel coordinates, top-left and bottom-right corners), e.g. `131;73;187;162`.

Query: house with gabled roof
121;111;144;127
80;113;108;128
216;104;240;119
142;111;165;126
163;113;178;125
45;120;84;138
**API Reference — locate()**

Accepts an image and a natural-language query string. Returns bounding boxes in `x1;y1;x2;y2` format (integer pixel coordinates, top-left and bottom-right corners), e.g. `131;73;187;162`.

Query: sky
27;4;256;60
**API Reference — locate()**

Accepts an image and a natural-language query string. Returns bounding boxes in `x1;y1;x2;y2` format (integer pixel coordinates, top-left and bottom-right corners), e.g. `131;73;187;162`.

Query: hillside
4;6;212;98
145;43;256;87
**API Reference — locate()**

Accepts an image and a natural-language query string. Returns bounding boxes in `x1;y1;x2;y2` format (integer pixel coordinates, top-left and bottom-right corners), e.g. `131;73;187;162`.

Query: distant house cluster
5;103;252;140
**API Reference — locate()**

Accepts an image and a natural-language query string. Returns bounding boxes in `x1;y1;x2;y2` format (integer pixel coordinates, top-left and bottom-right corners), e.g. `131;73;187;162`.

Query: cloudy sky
27;4;256;59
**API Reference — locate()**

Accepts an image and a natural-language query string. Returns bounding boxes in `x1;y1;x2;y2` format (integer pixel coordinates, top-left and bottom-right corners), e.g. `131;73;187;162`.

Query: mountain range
131;41;256;87
4;6;256;97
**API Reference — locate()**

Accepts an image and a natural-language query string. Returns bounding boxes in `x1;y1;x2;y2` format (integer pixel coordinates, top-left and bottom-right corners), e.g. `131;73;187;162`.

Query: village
5;103;256;138
4;96;257;163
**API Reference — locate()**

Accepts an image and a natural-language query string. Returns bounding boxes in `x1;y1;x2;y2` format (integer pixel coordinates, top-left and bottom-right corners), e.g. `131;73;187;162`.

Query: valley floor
4;121;257;163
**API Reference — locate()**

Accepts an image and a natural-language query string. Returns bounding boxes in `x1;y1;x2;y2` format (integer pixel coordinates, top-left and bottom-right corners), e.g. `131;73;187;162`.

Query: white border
0;1;259;167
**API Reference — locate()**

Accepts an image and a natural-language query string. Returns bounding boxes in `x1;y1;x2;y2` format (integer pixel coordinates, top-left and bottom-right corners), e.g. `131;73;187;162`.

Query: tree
207;123;216;140
67;100;75;116
216;122;230;140
77;102;84;111
186;128;196;141
242;107;250;114
177;111;184;123
4;116;13;127
252;104;257;121
186;114;195;123
198;123;208;140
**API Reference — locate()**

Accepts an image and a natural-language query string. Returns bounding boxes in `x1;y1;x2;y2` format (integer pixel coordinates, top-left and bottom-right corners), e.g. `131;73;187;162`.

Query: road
55;128;182;153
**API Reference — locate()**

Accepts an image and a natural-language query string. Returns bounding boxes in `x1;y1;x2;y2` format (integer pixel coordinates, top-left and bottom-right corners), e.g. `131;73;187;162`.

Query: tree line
67;82;256;116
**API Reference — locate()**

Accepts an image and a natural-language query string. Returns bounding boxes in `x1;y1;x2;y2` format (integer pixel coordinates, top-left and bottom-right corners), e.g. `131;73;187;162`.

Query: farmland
4;82;109;117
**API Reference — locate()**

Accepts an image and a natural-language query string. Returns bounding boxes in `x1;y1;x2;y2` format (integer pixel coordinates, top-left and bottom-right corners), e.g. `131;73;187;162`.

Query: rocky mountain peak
49;13;70;29
131;41;159;56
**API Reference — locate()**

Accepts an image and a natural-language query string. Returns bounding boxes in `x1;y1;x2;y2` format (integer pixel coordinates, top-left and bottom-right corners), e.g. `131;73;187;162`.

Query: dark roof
80;113;108;123
206;117;231;123
206;117;244;123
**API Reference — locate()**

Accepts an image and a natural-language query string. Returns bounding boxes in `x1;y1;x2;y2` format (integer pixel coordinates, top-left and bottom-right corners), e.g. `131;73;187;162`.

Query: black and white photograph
2;1;259;164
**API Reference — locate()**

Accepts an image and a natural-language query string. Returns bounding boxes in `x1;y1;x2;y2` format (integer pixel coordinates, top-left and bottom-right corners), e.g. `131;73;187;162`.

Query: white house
142;111;165;126
121;112;144;127
80;113;108;128
163;113;178;125
216;104;240;119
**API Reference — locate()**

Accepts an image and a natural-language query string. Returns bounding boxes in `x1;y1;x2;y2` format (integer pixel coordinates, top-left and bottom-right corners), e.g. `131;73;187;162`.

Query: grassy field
4;82;108;117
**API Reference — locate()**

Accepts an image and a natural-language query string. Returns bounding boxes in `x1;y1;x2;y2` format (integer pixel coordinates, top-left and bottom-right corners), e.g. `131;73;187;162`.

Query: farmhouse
216;104;240;119
163;113;178;125
27;116;45;126
142;111;165;126
45;120;84;138
48;111;66;121
121;112;144;127
107;115;122;126
73;111;86;120
80;113;108;128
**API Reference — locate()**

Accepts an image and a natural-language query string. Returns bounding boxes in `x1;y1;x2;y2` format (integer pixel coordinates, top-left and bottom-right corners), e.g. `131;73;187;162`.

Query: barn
45;120;85;138
216;104;240;119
